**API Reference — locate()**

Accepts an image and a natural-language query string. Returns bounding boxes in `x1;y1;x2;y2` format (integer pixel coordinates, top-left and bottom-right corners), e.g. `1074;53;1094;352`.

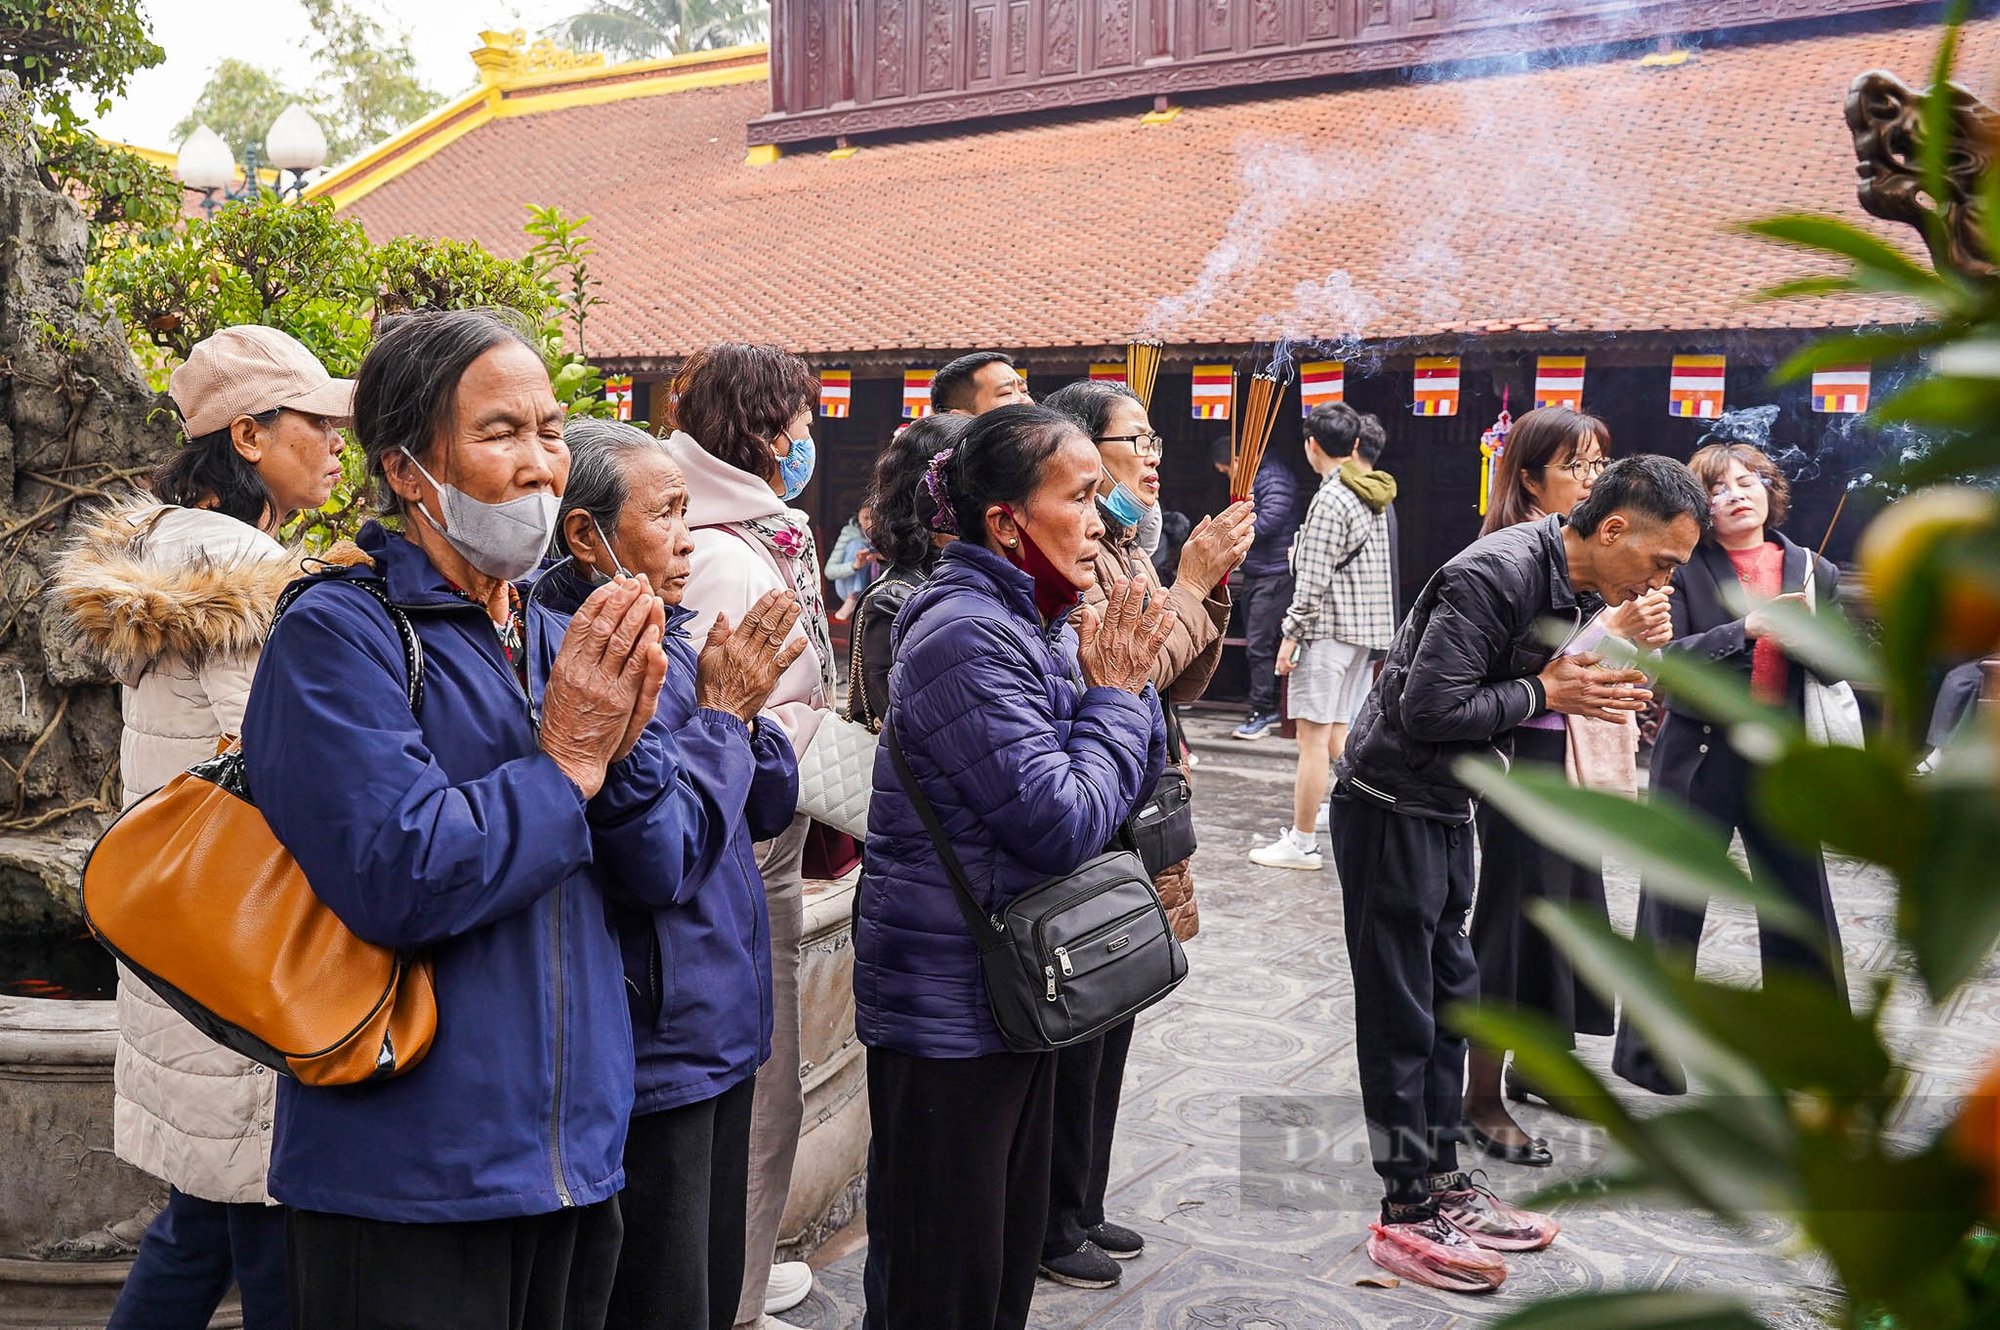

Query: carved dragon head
1847;68;2000;276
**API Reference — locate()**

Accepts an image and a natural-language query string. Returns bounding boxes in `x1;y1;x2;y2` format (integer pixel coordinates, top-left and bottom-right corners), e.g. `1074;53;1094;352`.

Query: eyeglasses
1543;457;1607;482
1098;432;1165;460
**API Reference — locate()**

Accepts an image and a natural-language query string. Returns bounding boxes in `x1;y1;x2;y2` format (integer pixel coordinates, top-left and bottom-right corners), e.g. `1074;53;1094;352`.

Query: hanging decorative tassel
1478;387;1512;517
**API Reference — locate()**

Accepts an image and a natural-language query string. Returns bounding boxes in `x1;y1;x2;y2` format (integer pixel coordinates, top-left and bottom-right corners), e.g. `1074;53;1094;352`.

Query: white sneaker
763;1261;813;1315
1249;829;1322;871
758;1319;809;1329
1314;802;1330;832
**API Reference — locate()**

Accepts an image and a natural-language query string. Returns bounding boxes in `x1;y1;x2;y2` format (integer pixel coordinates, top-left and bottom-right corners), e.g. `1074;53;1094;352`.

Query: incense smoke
1138;4;1666;355
1698;405;1782;452
1138;140;1331;339
1702;362;1961;498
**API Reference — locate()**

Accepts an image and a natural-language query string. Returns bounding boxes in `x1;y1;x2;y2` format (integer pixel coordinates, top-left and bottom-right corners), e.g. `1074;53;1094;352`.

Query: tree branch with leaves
546;0;770;61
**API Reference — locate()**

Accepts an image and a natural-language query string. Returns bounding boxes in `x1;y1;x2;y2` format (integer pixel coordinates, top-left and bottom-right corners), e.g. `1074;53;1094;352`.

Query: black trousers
864;1045;1057;1330
1329;792;1477;1205
1042;1016;1136;1259
1613;742;1847;1094
1233;568;1294;715
1469;726;1615;1046
607;1076;756;1330
287;1199;622;1330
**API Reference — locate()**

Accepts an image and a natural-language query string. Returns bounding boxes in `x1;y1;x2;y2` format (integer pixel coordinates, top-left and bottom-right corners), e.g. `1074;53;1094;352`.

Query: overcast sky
87;0;586;152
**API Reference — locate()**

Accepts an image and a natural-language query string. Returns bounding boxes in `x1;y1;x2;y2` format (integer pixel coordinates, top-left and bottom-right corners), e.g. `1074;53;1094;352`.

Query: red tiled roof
339;16;1978;363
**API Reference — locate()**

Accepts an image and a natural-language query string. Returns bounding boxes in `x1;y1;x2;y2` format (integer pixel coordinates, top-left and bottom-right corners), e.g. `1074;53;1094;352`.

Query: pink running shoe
1431;1172;1561;1252
1366;1204;1507;1293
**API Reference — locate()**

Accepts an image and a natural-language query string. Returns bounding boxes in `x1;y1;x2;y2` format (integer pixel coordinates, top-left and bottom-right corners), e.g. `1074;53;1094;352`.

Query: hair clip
923;449;959;534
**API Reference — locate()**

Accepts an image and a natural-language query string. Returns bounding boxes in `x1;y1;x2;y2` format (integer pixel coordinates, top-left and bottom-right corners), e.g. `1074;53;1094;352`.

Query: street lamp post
174;103;330;216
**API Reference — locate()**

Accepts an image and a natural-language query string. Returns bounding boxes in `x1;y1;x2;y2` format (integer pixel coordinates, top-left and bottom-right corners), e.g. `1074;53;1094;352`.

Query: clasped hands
1078;577;1177;694
541;582;808;798
540;575;670;799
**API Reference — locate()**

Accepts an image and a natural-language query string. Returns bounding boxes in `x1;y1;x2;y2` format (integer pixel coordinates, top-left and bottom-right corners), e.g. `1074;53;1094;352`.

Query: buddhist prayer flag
902;369;935;419
603;375;633;421
818;368;852;418
1190;365;1233;420
1299;361;1344;414
1533;355;1586;410
1669;354;1727;418
1412;357;1460;417
1811;364;1871;414
1089;363;1127;386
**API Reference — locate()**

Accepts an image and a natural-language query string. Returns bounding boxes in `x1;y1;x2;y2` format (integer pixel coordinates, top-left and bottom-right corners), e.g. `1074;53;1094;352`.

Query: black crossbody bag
1129;705;1197;876
884;724;1188;1051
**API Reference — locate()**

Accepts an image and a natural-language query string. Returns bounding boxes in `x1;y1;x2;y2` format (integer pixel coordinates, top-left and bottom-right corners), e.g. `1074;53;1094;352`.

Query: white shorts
1289;639;1374;725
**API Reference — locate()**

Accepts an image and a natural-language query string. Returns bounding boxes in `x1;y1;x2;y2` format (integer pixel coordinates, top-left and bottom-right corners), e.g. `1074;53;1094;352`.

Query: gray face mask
401;448;559;582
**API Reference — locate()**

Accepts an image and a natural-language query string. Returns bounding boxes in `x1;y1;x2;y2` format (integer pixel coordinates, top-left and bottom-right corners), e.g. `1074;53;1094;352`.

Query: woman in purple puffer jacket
853;404;1174;1330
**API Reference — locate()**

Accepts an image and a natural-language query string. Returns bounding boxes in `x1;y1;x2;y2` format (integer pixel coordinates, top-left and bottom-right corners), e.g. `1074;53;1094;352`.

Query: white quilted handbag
796;712;877;840
1804;678;1864;748
1799;561;1864;749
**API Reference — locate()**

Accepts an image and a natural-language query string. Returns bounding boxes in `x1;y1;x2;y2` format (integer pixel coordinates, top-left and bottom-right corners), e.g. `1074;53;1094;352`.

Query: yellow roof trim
494;55;768;117
305;91;499;209
308;40;770;211
499;41;766;93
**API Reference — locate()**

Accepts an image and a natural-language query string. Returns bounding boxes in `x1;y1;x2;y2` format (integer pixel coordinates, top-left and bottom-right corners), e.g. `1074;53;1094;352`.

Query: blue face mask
1096;466;1148;532
776;432;816;502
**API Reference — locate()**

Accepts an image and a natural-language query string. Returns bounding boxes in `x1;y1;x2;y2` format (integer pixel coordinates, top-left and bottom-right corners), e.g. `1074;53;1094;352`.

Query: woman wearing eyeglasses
1036;379;1251;1290
1463;407;1673;1165
1611;440;1849;1096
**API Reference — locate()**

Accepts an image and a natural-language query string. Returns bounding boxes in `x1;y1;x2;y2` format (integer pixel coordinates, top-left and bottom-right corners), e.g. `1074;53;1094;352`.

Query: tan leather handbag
82;575;437;1087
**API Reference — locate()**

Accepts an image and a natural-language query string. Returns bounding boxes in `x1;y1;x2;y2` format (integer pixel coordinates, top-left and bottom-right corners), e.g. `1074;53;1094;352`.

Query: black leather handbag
1130;706;1197;877
885;725;1188;1052
1129;767;1196;878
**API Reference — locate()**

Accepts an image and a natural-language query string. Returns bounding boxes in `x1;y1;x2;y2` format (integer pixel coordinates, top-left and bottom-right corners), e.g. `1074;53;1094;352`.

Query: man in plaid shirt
1249;402;1399;871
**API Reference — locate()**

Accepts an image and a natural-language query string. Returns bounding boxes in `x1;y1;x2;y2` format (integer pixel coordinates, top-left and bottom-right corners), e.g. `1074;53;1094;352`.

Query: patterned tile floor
785;714;1991;1329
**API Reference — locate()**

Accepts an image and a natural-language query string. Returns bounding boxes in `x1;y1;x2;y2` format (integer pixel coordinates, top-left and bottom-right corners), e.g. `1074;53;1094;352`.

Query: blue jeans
108;1187;290;1330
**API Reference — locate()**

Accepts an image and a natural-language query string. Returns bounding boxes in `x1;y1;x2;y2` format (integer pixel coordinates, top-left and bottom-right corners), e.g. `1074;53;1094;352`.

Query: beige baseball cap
169;325;356;438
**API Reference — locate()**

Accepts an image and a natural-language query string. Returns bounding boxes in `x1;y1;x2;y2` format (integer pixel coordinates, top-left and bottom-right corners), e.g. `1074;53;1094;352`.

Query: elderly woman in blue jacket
854;403;1176;1330
547;419;805;1330
243;310;711;1330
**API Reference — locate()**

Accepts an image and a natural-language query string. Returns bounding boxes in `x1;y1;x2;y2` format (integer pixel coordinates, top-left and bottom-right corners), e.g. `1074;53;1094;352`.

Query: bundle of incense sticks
1125;339;1163;408
1229;369;1287;500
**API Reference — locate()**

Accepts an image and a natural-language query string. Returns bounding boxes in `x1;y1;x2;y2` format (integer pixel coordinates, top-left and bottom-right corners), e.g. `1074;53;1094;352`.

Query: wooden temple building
308;0;1970;693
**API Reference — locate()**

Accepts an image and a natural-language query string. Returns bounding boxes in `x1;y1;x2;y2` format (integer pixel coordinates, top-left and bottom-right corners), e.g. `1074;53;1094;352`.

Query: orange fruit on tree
1858;486;2000;657
1953;1055;2000;1214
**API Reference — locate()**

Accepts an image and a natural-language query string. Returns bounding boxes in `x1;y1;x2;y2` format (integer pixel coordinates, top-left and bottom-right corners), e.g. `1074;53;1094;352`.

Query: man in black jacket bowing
1331;456;1708;1292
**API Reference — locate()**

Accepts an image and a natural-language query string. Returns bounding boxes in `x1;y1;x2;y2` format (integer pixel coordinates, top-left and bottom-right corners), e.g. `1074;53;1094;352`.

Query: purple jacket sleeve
899;615;1160;878
746;717;800;843
588;708;732;911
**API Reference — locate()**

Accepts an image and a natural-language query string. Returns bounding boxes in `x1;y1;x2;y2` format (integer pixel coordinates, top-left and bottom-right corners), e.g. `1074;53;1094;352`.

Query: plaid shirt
1281;470;1398;650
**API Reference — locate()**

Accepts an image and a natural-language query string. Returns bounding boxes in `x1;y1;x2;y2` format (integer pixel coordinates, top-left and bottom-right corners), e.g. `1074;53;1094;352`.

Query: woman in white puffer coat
53;326;351;1330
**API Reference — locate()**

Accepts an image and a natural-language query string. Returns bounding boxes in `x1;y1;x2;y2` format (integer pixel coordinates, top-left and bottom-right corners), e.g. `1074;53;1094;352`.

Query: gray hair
553;418;670;560
354;307;543;517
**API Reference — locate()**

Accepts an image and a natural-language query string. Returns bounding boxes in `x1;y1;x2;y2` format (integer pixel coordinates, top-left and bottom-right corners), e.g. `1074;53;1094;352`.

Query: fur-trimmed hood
52;494;300;683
